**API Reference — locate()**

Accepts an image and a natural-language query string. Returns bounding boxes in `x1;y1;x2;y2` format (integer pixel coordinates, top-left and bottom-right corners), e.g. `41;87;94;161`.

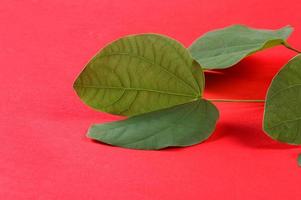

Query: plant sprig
74;25;301;156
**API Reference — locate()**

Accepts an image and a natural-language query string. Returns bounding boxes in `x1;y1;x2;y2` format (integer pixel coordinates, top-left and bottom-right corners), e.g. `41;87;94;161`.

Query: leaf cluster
74;25;301;151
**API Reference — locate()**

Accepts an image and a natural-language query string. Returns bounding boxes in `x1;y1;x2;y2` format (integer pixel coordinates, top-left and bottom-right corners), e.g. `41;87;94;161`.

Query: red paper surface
1;0;301;199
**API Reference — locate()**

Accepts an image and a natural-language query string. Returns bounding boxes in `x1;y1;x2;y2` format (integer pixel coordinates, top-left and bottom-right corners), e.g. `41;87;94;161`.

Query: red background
1;0;301;199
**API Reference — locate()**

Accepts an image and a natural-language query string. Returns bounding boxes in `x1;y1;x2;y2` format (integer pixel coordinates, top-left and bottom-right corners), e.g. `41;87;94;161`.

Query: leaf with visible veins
74;34;204;116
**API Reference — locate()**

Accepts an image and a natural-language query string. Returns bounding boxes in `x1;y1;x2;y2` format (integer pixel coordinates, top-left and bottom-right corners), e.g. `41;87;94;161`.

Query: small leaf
298;154;301;167
87;99;219;150
74;34;204;116
263;55;301;144
189;25;293;69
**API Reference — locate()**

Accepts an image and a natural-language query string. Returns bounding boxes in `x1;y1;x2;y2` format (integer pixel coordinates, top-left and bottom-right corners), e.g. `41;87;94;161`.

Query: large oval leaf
264;55;301;144
87;99;219;150
189;25;293;69
74;34;204;116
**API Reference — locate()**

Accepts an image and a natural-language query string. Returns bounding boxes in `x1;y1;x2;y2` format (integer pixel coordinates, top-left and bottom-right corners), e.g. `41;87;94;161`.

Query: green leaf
189;25;293;69
263;55;301;145
87;99;219;150
74;34;204;116
298;154;301;167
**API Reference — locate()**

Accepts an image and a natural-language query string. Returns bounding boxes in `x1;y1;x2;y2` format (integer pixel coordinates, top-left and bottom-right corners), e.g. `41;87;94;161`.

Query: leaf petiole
282;43;301;54
208;99;265;103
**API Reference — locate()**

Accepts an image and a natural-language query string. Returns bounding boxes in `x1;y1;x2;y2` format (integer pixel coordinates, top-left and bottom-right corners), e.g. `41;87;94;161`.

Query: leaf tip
72;77;79;91
86;125;97;138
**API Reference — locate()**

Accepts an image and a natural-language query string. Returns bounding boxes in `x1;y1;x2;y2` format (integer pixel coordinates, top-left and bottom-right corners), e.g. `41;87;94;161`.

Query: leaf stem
208;99;265;103
282;43;301;54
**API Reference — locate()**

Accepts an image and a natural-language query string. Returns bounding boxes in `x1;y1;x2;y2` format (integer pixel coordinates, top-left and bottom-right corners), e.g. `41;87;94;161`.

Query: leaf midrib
192;39;284;61
74;84;198;98
193;42;263;54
